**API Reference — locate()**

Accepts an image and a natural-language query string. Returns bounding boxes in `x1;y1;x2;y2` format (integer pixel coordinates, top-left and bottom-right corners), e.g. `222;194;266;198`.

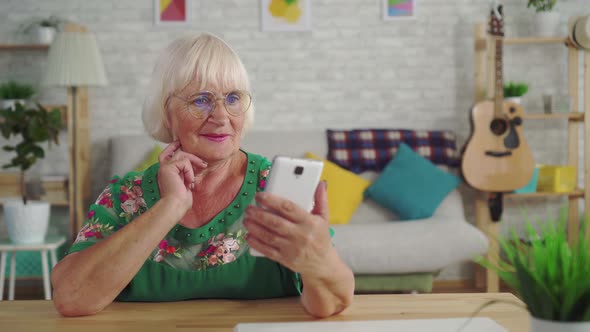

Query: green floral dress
66;151;302;302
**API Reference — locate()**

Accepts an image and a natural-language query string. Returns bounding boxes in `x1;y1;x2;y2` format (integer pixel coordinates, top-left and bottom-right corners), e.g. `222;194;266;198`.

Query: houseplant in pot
528;0;560;37
477;210;590;332
22;15;66;45
0;81;35;110
504;81;529;105
0;102;62;244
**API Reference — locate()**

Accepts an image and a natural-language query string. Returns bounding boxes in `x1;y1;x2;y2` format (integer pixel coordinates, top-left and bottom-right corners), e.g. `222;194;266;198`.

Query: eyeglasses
171;90;252;119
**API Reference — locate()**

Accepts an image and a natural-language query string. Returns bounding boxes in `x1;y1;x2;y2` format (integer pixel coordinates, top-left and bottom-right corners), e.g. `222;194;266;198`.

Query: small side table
0;235;66;301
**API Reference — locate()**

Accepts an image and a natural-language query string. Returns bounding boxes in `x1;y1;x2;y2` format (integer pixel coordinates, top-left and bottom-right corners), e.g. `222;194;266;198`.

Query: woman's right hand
157;141;208;212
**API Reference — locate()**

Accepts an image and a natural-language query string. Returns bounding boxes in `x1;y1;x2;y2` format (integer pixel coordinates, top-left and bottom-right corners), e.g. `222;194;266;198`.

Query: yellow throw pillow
305;152;371;225
134;145;164;172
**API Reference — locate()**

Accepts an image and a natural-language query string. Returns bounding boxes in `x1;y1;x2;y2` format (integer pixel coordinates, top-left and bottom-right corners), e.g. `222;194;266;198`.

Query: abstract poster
261;0;311;32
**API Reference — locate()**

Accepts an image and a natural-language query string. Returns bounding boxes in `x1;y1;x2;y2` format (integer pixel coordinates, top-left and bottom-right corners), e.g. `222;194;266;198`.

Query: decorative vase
534;11;561;37
33;26;56;45
542;94;554;114
2;199;50;244
531;316;590;332
0;99;27;110
505;96;522;104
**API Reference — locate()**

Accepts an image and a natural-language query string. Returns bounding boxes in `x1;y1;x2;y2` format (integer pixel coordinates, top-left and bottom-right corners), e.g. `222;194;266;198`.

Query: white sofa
110;129;488;293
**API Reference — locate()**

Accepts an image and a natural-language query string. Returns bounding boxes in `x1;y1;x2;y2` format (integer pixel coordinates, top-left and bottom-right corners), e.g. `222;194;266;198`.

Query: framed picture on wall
154;0;190;25
383;0;416;20
261;0;311;32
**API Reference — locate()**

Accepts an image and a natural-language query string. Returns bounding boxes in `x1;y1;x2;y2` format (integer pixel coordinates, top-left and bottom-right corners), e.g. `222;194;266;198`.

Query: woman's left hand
244;181;335;277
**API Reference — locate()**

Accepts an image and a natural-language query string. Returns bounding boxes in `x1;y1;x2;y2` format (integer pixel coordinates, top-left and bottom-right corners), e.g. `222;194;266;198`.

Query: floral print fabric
70;156;272;272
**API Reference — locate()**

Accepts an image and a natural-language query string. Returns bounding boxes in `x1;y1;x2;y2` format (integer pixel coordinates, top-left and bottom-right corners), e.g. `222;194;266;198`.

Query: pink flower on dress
84;231;103;239
223;238;239;251
87;210;95;219
261;169;270;177
208;255;219;266
154;249;165;262
153;239;180;262
196;232;244;269
222;253;236;263
120;192;129;202
99;197;113;208
133;186;143;197
74;222;113;243
133;176;142;186
208;233;224;247
118;176;148;222
259;179;266;189
121;199;140;214
96;187;114;208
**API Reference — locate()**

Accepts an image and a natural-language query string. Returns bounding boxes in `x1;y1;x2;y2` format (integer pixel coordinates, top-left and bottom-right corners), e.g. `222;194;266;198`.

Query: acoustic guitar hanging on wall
462;4;535;192
461;3;535;221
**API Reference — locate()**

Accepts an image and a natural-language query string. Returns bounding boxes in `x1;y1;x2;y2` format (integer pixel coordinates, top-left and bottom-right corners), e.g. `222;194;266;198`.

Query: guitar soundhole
490;118;508;136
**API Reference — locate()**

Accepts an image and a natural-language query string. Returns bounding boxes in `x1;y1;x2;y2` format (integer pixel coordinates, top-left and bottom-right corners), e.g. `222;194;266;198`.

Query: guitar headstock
488;2;504;37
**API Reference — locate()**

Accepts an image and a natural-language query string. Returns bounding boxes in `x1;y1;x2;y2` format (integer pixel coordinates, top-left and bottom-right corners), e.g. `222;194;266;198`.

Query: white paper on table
234;317;507;332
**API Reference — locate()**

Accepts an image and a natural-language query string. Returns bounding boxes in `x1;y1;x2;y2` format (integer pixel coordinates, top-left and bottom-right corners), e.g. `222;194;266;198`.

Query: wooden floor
4;278;514;300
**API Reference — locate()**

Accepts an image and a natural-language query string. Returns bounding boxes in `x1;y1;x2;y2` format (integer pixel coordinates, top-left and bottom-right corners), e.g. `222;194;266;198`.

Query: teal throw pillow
364;143;461;220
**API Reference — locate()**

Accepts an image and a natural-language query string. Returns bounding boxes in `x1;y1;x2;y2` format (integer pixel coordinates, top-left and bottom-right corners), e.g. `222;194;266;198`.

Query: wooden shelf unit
0;104;69;205
44;200;69;207
0;24;91;240
523;112;584;121
504;37;568;45
472;23;590;293
506;188;585;199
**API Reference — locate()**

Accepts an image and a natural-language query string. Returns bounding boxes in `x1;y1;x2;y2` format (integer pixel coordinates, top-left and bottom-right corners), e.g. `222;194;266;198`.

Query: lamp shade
42;31;108;87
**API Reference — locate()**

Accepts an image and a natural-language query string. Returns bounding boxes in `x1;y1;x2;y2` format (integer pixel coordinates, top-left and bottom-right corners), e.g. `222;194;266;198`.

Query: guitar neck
494;37;504;117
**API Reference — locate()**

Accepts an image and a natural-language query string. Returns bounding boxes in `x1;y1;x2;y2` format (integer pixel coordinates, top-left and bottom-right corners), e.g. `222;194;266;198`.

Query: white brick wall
0;0;588;281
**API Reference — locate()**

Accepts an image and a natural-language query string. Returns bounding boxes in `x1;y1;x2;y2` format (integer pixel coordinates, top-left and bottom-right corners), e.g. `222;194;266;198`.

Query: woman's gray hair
142;32;254;142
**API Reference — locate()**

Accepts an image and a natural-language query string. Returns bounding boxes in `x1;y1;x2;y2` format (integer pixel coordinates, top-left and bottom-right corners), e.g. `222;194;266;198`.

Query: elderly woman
50;33;354;318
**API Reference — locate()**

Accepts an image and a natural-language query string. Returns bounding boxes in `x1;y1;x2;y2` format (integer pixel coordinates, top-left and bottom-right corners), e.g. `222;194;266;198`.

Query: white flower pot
506;97;522;104
534;12;561;37
1;99;27;110
531;316;590;332
33;27;56;45
2;199;50;244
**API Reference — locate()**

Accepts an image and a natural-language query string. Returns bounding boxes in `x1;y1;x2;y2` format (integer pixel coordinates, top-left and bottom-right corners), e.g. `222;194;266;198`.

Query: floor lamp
42;24;108;238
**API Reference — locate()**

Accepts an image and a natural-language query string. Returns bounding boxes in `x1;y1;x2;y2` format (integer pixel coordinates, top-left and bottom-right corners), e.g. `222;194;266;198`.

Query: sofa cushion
331;217;488;274
240;130;327;161
364;143;461;220
134;145;164;172
111;135;165;177
305;152;370;224
327;129;461;173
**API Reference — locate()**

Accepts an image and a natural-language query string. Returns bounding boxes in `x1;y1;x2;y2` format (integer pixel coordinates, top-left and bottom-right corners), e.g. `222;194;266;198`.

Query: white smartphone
249;156;324;257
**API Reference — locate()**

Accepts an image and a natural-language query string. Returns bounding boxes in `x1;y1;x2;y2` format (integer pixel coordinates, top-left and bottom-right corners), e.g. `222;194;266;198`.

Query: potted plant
0;81;35;110
528;0;560;37
0;102;62;244
504;81;529;105
477;211;590;332
21;15;66;45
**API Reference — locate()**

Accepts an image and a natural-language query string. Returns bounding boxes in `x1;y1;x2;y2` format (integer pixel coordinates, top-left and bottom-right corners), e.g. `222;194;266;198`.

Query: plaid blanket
326;129;461;173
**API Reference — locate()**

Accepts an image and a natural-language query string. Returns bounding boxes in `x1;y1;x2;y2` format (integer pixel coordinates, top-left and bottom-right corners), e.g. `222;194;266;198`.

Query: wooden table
0;293;528;332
